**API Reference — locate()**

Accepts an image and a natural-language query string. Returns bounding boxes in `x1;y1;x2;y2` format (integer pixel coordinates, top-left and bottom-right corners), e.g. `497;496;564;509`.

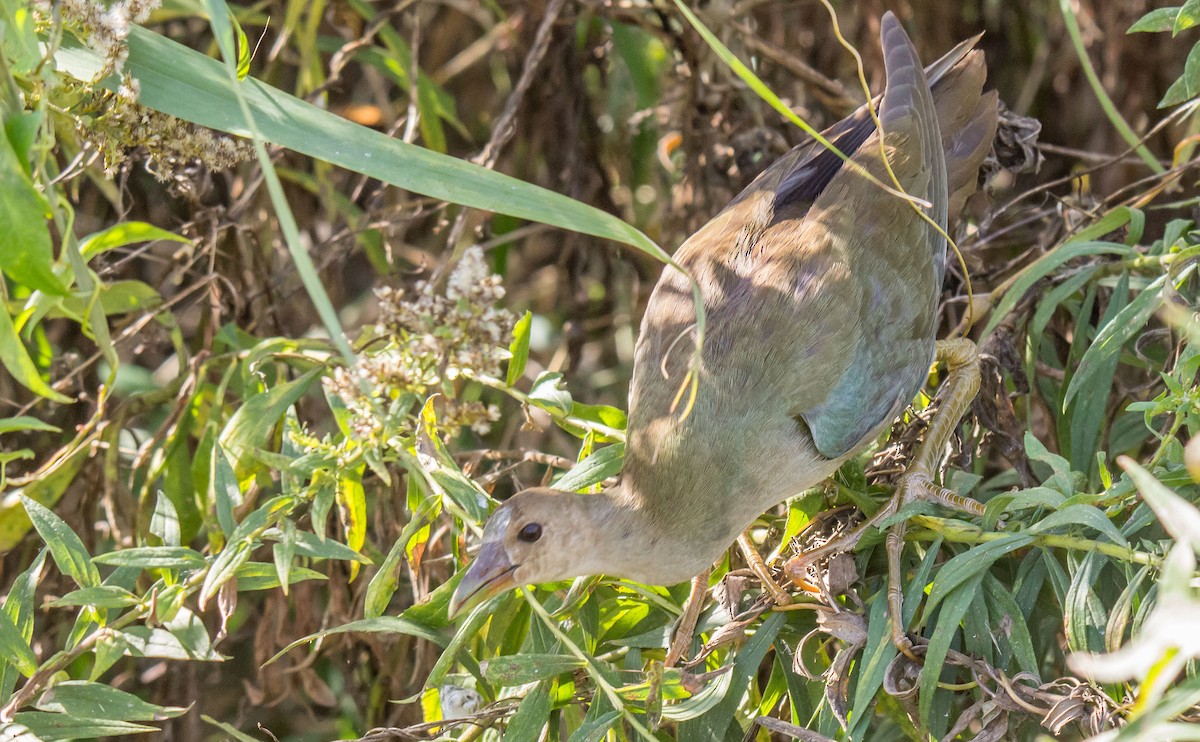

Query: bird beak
448;539;518;619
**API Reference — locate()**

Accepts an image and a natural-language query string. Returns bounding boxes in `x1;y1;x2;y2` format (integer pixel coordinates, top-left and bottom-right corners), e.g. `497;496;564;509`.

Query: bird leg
666;568;710;667
737;533;793;607
784;338;983;658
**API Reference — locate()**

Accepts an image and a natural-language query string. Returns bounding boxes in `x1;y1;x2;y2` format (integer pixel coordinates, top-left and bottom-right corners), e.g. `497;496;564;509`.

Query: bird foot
895;468;985;517
737;533;793;606
665;570;710;668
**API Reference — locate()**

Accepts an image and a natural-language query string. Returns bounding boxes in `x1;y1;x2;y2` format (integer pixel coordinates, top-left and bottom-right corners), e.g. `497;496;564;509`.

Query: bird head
448;488;586;618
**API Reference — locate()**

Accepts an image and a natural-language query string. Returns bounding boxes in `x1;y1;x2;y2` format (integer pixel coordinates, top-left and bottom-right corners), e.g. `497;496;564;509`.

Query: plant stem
907;515;1161;567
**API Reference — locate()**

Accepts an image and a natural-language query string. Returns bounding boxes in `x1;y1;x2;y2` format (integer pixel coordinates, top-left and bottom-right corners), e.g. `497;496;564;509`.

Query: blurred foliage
0;0;1200;740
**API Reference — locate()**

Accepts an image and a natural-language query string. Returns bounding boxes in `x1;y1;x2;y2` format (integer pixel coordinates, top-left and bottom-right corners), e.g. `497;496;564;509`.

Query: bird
448;12;1000;654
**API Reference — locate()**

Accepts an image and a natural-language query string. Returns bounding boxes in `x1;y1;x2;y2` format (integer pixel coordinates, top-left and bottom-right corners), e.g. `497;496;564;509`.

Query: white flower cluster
54;0;160;76
324;247;515;441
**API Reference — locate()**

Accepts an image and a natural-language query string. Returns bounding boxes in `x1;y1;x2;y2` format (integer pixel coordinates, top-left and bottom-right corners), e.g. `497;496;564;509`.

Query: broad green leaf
55;28;667;262
120;609;223;661
566;710;621;742
21;498;100;588
35;680;187;721
149;491;181;548
483;654;587;686
365;488;438;618
919;573;984;723
923;534;1034;621
0;608;36;677
528;372;572;416
553;444;625;492
337;466;367;580
1026;503;1129;546
199;540;250;608
233;561;325;591
0;298;72;403
0;550;45;697
1128;6;1181;33
269;528;372;563
677;611;784;738
0;126;64;295
210;443;240;537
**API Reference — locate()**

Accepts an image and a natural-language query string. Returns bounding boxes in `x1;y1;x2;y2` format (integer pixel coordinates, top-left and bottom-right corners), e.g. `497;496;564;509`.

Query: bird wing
771;13;948;459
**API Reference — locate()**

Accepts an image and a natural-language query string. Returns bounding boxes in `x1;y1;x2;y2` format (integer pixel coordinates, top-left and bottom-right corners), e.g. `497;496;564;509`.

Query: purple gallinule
450;12;998;660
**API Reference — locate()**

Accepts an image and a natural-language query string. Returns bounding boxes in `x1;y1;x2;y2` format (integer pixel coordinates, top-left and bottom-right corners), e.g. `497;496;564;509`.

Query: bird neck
571;478;735;586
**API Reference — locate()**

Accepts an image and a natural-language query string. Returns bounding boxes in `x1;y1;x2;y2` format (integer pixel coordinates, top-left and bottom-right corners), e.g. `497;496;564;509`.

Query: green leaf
55;28;667;262
1160;40;1200;107
92;547;205;569
1121;457;1200;546
119;609;223;661
1128;7;1181;33
923;534;1035;621
35;680;187;721
266;617;447;668
0;126;64;295
199;540;250;608
1026;503;1129;546
528;372;572;416
46;586;140;609
503;682;551;741
271;529;372;563
483;654;587;686
506;311;532;386
210;443;240;537
232;561;326;591
149;491;181;548
982;208;1138;338
219;367;322;465
10;712;157;738
553;444;625;492
1;550;46;696
78;222;190;261
566;710;621;742
677;611;784;738
21;498;100;588
0;416;60;435
1064;273;1167;407
201;715;259;742
919;573;985;723
0;607;36;677
0;297;73;404
1176;0;1200;33
365;488;438;618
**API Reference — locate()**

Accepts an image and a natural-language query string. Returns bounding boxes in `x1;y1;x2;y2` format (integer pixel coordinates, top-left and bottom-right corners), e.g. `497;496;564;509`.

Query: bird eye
517;523;542;543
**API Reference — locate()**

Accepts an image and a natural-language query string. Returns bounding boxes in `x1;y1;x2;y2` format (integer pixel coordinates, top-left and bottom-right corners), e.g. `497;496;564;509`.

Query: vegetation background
0;0;1199;740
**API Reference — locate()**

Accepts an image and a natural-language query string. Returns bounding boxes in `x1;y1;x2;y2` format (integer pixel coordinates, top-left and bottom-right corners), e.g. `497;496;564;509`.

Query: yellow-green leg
785;338;984;658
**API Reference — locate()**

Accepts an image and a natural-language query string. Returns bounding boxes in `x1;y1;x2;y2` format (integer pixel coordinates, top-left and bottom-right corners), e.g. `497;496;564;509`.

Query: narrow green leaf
1128;7;1180;33
1064;273;1166;406
92;547;205;569
219;367;322;464
919;573;984;723
0;417;60;435
10;712;157;738
923;534;1034;621
266;617;447;668
47;586;139;609
55;28;666;262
